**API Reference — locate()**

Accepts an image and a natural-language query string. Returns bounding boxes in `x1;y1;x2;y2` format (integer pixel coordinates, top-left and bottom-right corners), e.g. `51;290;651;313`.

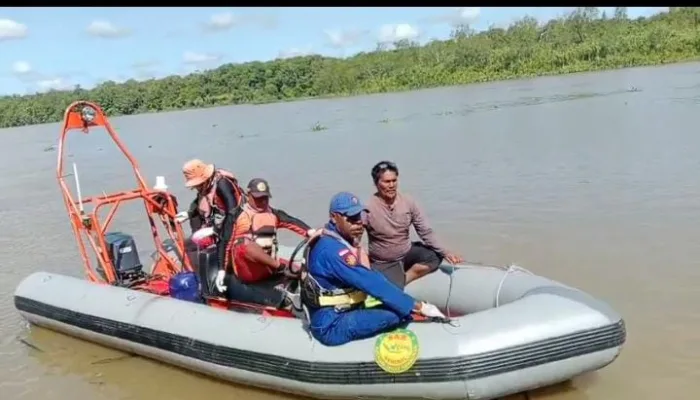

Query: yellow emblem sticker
343;253;357;266
374;328;420;374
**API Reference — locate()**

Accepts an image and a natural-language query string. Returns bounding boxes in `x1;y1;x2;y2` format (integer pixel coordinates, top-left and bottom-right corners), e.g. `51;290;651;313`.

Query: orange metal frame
55;100;294;318
56;101;192;285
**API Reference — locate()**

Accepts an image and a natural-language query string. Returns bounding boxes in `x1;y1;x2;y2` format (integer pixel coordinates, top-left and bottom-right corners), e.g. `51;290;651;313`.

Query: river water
1;62;699;400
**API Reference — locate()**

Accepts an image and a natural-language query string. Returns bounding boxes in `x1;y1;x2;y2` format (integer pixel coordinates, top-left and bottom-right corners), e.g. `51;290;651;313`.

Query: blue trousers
309;307;403;346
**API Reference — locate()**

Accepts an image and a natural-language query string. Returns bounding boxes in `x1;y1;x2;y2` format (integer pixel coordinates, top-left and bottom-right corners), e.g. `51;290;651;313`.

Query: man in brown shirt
365;161;464;289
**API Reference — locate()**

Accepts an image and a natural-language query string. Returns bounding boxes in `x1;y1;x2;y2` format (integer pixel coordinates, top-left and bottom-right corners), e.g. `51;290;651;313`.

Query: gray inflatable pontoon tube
14;244;626;400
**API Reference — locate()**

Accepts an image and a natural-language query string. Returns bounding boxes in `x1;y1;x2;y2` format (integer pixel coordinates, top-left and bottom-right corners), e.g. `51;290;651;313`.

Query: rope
493;263;534;308
445;266;456;320
441;261;535;320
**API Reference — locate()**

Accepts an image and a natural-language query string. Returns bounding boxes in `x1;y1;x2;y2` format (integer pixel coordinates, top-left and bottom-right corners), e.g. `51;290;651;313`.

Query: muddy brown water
1;62;699;400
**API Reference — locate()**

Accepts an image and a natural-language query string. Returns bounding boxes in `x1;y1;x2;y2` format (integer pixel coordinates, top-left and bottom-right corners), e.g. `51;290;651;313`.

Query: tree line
1;7;699;129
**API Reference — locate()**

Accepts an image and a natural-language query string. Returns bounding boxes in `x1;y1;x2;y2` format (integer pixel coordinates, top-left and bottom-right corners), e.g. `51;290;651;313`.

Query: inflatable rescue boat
13;102;626;400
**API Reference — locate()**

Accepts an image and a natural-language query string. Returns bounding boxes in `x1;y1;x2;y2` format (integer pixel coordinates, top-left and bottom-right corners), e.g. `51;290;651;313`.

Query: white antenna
73;162;85;213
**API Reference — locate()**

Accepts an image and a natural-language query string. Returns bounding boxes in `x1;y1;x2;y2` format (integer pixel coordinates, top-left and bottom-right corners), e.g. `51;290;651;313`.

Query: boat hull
14;247;626;400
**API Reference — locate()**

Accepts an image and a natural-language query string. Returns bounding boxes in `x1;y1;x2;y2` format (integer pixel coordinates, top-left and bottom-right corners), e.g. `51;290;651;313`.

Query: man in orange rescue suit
175;159;245;249
216;178;315;307
300;192;447;346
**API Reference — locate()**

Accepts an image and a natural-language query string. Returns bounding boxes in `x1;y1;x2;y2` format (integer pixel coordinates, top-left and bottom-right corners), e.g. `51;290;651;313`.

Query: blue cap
329;192;367;216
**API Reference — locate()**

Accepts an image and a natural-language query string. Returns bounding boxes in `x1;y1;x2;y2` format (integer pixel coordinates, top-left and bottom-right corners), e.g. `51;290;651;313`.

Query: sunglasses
335;212;365;225
376;162;396;170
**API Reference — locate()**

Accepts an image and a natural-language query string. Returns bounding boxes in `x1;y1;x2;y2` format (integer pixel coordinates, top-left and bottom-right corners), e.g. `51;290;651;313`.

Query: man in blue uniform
300;191;447;346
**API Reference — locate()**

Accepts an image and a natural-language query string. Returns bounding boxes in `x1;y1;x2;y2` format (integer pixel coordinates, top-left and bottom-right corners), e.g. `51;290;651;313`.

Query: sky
0;7;670;96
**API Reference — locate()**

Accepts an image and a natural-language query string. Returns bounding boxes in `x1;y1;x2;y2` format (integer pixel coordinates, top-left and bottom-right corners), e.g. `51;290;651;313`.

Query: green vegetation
1;7;699;129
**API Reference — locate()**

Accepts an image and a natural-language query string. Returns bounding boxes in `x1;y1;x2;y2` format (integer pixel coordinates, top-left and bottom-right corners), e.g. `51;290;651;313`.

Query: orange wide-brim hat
182;159;215;188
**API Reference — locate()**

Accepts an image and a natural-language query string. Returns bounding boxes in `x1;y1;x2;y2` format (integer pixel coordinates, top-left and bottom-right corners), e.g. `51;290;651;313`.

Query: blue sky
0;7;669;96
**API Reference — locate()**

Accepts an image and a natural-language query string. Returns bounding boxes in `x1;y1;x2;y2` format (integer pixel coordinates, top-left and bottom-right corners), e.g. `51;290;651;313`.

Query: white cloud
12;61;32;75
8;61;75;91
96;75;129;86
325;28;368;49
422;7;481;27
202;11;277;32
0;19;28;40
278;46;314;59
131;60;160;80
36;77;73;92
378;23;419;43
183;51;222;65
86;20;130;38
134;70;156;81
204;12;239;31
455;7;481;25
6;60;88;93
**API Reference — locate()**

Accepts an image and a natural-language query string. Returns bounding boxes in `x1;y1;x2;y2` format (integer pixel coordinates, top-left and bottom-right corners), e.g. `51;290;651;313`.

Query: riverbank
0;7;697;129
2;58;699;400
254;55;699;107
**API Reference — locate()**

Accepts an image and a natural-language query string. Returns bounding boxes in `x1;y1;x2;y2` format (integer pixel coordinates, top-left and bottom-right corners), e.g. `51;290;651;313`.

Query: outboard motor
102;232;144;282
169;271;203;303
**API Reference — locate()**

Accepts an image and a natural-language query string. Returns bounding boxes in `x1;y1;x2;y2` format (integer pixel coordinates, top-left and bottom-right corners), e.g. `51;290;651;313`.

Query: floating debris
311;122;328;132
91;354;135;365
17;337;43;352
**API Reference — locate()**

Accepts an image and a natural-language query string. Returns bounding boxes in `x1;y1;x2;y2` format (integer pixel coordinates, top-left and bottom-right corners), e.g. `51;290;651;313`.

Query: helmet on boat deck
169;271;202;303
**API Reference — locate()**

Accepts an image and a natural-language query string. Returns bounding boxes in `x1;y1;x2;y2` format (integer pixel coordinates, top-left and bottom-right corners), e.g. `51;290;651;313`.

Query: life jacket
299;229;378;312
197;169;244;230
234;203;279;259
297;230;448;324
